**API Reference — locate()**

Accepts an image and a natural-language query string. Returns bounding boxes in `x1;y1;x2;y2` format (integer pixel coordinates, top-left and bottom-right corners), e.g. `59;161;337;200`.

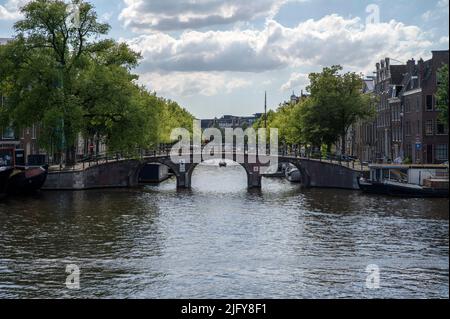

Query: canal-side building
352;77;377;162
278;91;310;109
201;114;263;130
374;58;407;162
354;50;449;164
401;50;449;164
388;78;404;161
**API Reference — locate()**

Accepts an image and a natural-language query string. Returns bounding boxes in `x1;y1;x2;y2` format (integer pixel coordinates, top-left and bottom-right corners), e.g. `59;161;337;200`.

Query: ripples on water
0;163;448;299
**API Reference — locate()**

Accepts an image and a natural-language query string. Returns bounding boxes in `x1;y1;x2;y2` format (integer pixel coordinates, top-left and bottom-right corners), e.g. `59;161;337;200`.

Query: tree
296;97;337;152
156;97;194;144
0;0;195;164
306;65;375;155
0;0;115;163
436;64;449;127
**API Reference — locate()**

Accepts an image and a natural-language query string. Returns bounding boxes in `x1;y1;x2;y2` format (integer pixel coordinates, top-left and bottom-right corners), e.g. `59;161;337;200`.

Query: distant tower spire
264;91;267;129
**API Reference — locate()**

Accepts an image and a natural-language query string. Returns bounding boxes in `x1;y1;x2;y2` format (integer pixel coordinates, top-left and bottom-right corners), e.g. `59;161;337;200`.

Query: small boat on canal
1;148;48;196
6;166;48;195
358;164;449;198
285;164;302;183
0;166;14;195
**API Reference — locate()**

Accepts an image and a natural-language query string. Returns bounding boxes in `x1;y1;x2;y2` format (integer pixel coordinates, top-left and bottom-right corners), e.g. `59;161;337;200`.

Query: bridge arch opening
278;161;305;184
188;159;251;192
135;160;181;188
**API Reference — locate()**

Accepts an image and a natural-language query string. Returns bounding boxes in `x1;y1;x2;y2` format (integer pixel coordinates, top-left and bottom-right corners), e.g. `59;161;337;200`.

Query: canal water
0;163;448;299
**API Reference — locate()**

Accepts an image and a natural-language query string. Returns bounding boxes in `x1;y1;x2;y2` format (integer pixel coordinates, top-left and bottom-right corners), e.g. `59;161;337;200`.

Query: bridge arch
128;154;360;190
276;159;310;187
132;157;183;188
185;160;253;189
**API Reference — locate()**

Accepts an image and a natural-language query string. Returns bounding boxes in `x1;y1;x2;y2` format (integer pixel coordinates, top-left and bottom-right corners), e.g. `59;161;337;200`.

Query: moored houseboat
0;166;14;195
358;164;449;198
6;166;48;195
1;147;48;196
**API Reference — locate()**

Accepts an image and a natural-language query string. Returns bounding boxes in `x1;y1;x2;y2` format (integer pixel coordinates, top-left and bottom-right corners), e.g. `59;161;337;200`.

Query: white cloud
439;36;449;45
438;0;449;8
0;0;28;20
119;0;303;32
138;72;251;97
281;72;309;92
127;14;433;74
421;10;433;22
422;0;449;21
100;12;113;23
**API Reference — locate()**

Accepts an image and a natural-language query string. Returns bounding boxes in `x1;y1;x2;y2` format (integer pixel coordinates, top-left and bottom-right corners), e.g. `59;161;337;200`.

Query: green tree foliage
0;0;193;162
436;64;449;126
252;66;375;155
253;103;302;149
306;65;375;155
156;97;194;144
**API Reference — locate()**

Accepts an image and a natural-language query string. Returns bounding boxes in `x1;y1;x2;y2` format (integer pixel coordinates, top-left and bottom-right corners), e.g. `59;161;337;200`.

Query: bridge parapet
44;151;365;191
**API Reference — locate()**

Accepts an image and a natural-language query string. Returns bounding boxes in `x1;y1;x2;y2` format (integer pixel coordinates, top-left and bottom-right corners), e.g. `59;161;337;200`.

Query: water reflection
0;164;448;299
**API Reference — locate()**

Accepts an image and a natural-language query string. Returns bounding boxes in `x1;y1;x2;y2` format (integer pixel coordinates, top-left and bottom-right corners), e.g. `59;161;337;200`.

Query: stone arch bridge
44;151;365;191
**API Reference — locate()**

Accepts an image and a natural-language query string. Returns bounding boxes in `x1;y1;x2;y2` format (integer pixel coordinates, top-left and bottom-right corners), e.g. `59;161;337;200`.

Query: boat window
389;169;408;183
383;169;390;180
376;169;382;182
0;150;14;166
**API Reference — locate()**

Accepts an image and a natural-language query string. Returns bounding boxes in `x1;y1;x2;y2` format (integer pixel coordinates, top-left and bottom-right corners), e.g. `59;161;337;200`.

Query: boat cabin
0;148;15;167
0;148;26;168
368;164;449;186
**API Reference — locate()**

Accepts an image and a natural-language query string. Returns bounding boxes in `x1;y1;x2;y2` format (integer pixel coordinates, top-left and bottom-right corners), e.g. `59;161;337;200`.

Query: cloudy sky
1;0;449;118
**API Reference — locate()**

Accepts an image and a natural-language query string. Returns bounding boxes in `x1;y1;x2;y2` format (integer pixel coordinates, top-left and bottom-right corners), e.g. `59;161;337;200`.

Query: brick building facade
356;50;449;164
401;50;449;164
374;58;407;162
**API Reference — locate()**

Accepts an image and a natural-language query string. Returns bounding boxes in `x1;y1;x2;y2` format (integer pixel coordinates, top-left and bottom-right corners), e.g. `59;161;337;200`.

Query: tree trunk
341;133;346;156
65;146;76;166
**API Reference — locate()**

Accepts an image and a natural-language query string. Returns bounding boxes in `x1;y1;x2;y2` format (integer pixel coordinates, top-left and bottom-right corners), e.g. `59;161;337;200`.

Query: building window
405;98;410;113
2;127;15;140
416;96;420;112
426;95;433;111
425;120;434;136
405;121;411;136
417;120;421;135
435;144;448;161
436;120;448;135
406;144;412;158
32;124;37;139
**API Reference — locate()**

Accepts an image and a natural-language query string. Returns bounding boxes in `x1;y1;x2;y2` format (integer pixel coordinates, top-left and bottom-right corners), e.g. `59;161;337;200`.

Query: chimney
386;58;391;78
418;58;425;87
406;58;416;74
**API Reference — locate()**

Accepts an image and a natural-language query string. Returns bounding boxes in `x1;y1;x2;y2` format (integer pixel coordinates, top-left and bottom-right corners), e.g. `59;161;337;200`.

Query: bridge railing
48;144;370;172
48;147;171;172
